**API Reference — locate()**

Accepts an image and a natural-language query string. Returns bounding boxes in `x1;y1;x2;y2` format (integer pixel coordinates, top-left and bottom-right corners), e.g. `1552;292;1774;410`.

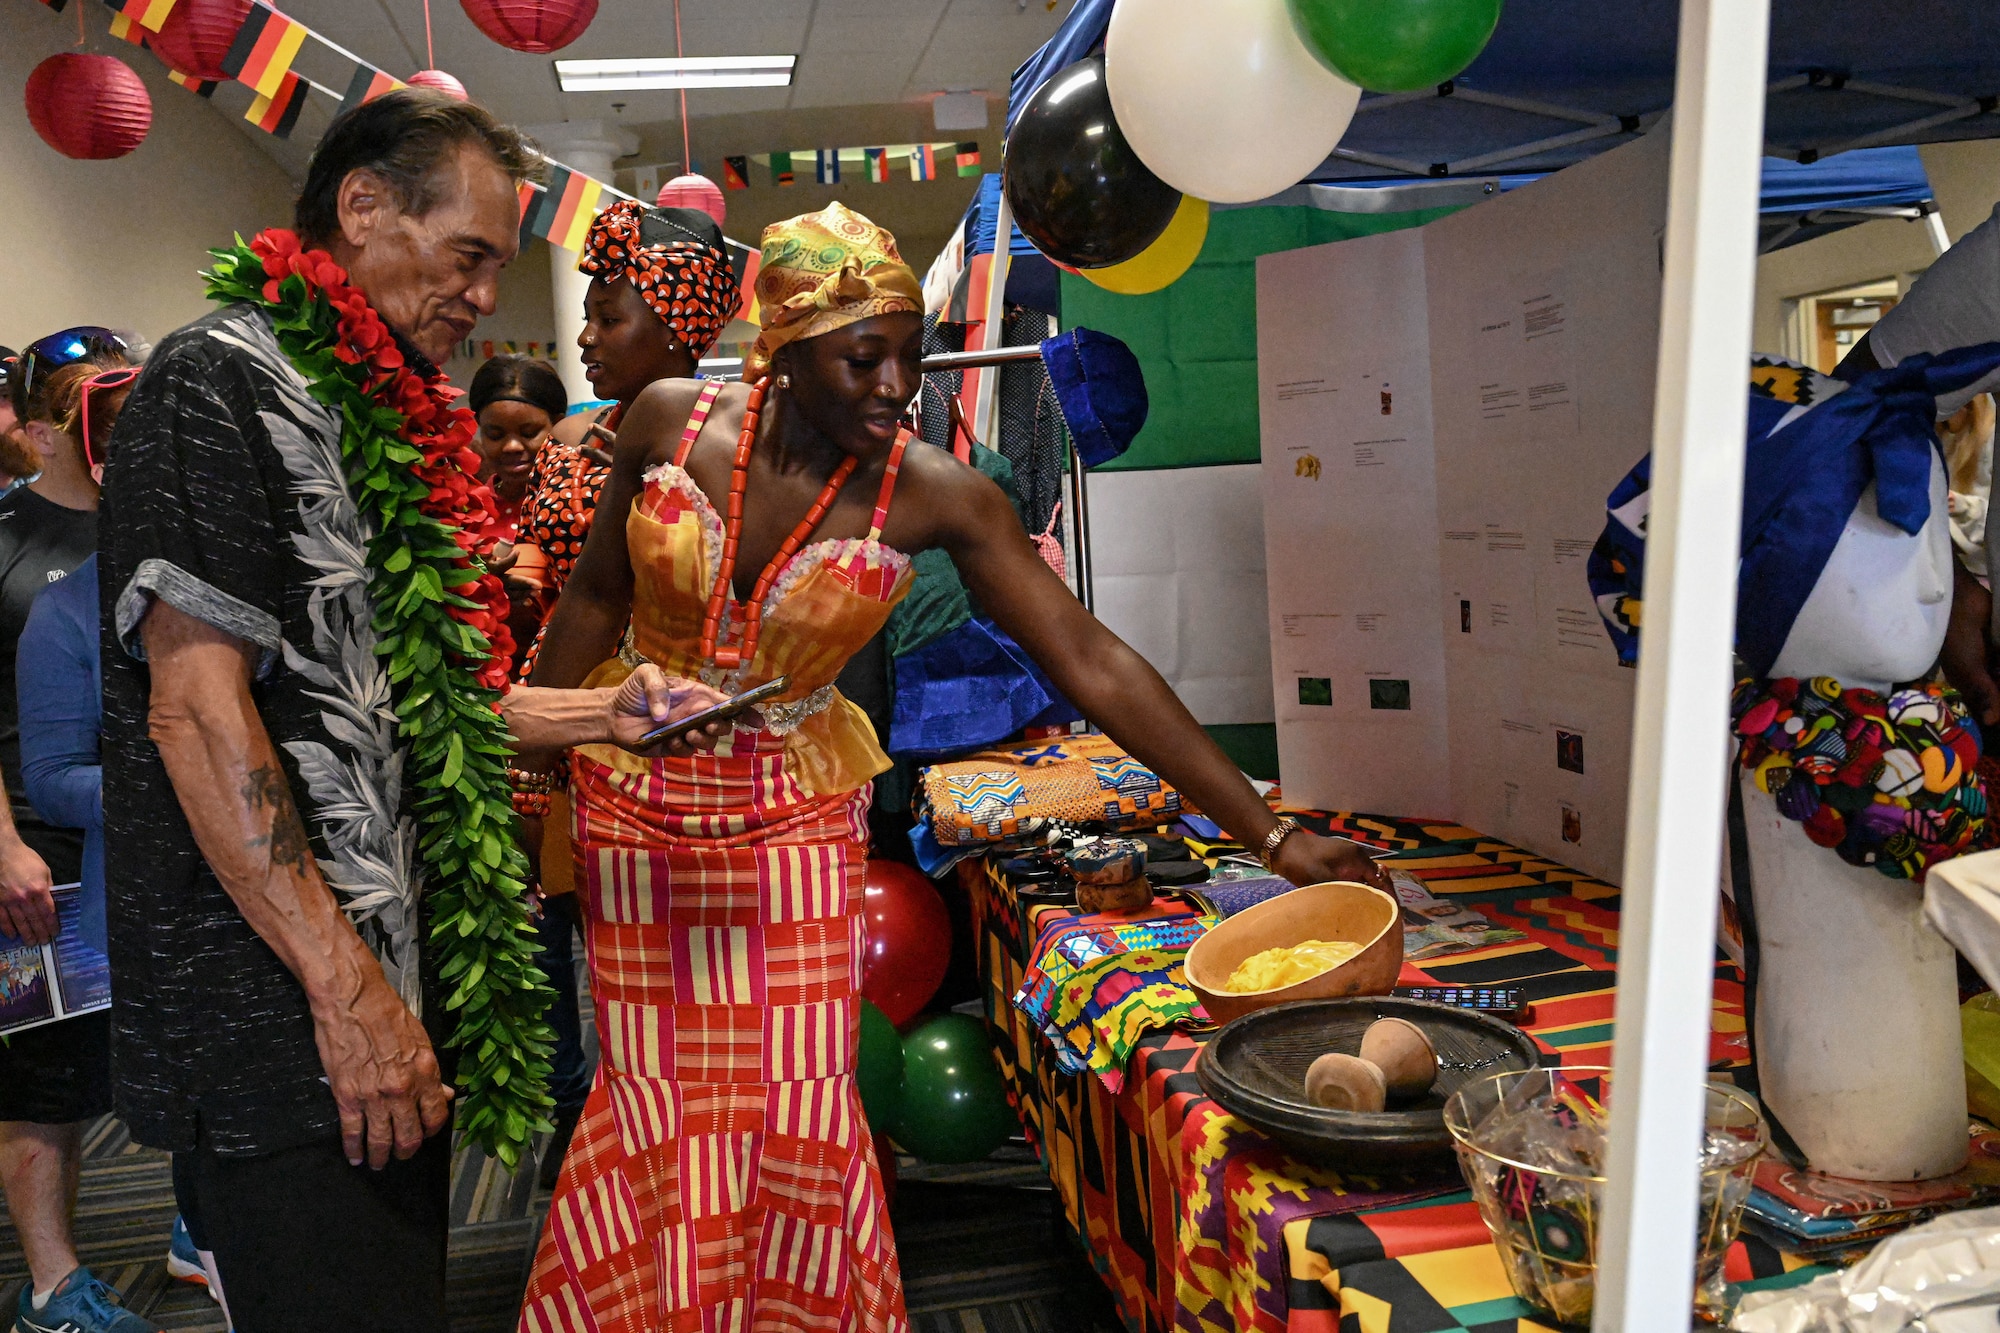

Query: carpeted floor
0;946;1124;1331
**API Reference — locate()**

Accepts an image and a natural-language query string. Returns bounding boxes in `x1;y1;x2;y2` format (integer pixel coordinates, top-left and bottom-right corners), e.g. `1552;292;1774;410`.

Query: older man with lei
512;202;1390;1332
97;90;730;1332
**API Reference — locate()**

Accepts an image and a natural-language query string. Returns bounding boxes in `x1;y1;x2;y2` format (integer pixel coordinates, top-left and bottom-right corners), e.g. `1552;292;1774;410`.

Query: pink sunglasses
77;367;140;474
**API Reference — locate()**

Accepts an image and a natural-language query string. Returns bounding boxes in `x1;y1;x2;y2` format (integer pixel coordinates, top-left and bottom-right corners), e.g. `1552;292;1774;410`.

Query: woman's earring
776;373;792;389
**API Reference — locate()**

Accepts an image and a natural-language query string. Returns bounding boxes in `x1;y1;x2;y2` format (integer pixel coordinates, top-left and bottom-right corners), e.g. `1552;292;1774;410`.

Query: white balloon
1106;0;1362;204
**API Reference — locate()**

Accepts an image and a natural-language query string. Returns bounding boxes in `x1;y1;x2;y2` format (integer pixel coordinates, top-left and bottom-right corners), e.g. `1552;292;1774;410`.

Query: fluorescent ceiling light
555;56;796;91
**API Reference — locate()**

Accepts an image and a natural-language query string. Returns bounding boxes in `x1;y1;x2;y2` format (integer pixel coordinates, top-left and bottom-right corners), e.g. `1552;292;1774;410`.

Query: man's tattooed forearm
242;763;315;876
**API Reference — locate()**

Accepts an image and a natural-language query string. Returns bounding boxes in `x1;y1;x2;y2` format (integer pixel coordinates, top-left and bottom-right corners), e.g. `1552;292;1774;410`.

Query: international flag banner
522;164;602;251
865;148;889;184
815;149;840;185
722;156;749;190
245;68;308;137
516;180;542;249
37;0;69;12
910;143;936;182
769;151;794;187
108;13;149;45
168;68;219;96
106;0;178;31
955;142;982;177
340;63;402;116
223;2;310;101
731;248;761;322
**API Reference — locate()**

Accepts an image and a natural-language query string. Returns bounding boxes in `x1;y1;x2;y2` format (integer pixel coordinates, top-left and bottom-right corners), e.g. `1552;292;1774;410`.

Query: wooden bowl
1184;881;1403;1024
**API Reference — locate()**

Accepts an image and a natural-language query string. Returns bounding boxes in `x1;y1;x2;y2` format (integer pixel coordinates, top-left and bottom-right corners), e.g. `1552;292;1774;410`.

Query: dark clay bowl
1196;996;1543;1173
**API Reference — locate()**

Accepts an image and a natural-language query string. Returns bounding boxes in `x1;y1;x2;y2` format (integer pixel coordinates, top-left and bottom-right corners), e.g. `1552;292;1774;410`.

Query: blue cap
1042;327;1147;468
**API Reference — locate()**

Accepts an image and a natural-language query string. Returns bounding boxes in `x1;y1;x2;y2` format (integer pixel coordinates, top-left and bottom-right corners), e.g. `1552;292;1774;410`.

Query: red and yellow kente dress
521;381;913;1333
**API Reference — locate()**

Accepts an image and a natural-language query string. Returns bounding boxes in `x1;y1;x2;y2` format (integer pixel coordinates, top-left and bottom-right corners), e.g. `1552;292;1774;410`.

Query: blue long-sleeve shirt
18;553;102;951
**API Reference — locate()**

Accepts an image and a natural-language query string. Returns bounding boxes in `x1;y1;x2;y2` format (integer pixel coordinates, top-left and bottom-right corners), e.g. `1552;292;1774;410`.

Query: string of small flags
719;143;982;189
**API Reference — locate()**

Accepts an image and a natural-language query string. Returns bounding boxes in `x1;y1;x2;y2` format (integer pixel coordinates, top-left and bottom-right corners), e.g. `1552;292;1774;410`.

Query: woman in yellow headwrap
516;202;1386;1330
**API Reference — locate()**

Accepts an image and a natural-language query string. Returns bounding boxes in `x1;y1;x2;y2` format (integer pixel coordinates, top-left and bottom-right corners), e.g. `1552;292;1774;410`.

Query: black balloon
1005;56;1182;270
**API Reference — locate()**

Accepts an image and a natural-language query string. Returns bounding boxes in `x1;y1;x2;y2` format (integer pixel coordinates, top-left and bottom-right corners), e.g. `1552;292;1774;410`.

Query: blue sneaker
164;1215;207;1289
12;1266;162;1333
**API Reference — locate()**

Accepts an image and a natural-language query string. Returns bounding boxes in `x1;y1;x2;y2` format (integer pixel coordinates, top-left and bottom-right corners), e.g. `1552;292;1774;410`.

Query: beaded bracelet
508;766;556;819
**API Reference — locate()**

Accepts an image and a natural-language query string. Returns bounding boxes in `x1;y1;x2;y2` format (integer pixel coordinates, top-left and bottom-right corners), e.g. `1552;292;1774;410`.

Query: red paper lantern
25;54;152;161
657;174;724;227
407;69;469;100
150;0;254;83
459;0;597;54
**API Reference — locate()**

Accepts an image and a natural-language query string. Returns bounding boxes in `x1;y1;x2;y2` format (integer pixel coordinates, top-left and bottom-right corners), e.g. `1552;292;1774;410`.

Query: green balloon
1286;0;1503;93
888;1014;1017;1164
857;999;905;1128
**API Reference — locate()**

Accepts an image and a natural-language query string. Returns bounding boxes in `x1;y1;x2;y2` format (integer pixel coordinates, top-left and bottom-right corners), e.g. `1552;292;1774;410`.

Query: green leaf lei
205;230;553;1169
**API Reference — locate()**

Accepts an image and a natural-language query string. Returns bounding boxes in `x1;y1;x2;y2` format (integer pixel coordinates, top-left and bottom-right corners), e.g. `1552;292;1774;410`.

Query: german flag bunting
339;63;402;117
168;67;218;96
105;0;178;31
520;165;601;251
722;156;749;190
108;12;149;45
223;2;309;100
245;68;308;138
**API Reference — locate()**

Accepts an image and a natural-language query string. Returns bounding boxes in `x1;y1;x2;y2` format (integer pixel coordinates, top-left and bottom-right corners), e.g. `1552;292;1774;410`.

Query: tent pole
1594;0;1768;1327
970;189;1018;445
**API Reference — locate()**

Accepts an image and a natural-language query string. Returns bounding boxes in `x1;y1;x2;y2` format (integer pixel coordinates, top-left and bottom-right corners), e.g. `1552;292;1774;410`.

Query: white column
523;120;639;407
1593;1;1770;1329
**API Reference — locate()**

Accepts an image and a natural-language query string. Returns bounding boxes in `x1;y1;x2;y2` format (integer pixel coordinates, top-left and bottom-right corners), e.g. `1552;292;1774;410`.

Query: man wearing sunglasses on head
0;327;158;1333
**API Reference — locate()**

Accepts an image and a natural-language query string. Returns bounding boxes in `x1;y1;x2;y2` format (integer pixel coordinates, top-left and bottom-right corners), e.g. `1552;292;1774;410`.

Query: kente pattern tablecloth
970;810;1783;1333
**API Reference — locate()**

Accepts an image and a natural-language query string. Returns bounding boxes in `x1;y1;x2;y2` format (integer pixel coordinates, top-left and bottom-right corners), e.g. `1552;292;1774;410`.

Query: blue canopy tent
1009;0;2000;179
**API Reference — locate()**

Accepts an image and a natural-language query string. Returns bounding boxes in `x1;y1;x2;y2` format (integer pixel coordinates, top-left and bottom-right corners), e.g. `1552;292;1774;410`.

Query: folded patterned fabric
1012;896;1218;1092
917;733;1187;847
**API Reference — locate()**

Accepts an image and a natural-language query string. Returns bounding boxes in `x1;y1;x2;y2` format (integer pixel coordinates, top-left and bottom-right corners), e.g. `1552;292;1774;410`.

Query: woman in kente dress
513;203;1386;1332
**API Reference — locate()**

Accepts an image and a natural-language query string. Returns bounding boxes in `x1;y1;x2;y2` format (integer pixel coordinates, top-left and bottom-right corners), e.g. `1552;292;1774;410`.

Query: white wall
1;7;297;350
1087;464;1274;727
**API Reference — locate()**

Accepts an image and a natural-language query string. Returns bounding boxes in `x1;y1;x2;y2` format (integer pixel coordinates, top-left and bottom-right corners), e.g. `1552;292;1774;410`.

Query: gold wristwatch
1257;816;1303;872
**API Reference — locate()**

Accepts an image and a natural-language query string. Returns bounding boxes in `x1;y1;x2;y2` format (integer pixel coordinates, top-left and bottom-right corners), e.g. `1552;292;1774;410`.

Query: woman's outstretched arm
936;465;1387;890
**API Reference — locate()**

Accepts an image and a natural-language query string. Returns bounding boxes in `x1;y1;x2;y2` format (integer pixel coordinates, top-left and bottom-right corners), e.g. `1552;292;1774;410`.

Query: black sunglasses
18;327;128;402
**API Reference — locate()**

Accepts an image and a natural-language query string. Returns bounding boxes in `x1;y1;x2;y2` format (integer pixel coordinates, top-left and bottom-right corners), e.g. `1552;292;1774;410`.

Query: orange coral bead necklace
698;377;858;670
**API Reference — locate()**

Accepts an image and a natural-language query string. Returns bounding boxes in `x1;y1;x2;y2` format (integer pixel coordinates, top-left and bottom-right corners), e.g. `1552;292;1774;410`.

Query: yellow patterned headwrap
745;202;923;380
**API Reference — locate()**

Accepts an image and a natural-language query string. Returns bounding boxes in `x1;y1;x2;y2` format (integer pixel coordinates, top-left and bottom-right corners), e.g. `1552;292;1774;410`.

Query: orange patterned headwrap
745;202;923;380
578;200;739;359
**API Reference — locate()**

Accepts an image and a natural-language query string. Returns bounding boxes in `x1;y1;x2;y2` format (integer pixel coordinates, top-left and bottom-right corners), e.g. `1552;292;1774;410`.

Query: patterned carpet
0;945;1123;1332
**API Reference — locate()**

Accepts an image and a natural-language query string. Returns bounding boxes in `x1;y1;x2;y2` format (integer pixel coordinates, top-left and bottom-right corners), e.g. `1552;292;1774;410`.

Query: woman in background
469;354;567;654
512;203;740;1190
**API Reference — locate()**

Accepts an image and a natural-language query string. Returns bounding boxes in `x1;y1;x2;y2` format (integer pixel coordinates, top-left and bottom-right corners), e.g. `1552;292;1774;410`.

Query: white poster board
1259;132;1670;882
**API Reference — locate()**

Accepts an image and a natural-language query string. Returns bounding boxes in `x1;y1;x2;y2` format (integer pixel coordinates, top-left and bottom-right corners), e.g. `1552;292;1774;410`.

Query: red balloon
460;0;598;54
150;0;253;84
858;861;951;1028
25;55;151;162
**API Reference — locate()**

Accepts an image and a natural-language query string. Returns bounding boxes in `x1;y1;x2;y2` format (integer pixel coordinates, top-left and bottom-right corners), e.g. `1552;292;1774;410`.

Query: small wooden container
1183;881;1404;1025
1076;877;1155;914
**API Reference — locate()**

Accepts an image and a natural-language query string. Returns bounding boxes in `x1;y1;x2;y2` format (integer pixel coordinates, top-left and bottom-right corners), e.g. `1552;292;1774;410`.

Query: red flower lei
251;228;516;687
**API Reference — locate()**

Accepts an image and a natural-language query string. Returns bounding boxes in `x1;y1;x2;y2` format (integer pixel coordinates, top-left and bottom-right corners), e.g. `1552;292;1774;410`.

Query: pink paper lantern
407;69;469;100
149;0;254;83
656;174;725;226
459;0;597;54
25;54;152;161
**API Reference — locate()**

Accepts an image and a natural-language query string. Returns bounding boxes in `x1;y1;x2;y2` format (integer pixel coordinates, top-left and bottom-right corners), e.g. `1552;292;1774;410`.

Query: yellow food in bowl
1223;939;1364;993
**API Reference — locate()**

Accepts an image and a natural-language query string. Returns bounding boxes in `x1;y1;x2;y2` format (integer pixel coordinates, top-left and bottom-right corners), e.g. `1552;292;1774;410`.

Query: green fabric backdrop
1059;204;1457;471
